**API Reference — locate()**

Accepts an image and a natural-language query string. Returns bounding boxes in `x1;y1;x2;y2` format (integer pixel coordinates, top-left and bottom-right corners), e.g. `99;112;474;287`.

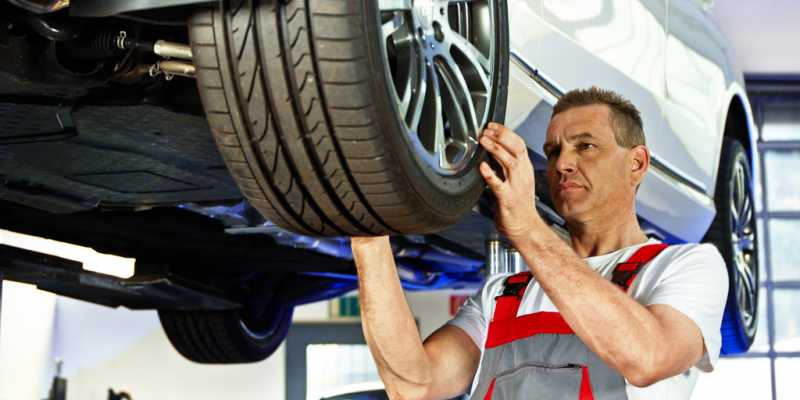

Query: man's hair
552;87;645;148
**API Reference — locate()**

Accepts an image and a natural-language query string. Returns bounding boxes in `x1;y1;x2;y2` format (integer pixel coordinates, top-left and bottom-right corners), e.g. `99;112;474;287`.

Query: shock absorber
114;30;195;79
115;31;193;60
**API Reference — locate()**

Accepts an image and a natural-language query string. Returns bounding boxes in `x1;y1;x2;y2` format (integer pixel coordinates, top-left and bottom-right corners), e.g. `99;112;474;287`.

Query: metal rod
153;40;193;60
485;237;507;276
506;247;527;274
157;60;195;78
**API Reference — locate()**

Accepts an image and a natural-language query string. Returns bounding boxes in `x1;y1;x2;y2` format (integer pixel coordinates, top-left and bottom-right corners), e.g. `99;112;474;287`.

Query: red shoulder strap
611;243;669;291
491;272;532;321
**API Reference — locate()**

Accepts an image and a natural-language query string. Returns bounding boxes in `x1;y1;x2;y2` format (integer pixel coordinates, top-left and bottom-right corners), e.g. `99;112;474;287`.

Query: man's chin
553;198;588;220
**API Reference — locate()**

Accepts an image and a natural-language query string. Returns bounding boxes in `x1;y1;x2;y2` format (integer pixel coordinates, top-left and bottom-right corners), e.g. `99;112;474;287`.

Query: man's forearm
352;237;433;391
512;223;667;383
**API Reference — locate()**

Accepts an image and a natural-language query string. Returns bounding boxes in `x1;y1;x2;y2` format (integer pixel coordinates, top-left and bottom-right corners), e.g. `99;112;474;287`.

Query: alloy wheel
379;0;496;175
730;160;758;337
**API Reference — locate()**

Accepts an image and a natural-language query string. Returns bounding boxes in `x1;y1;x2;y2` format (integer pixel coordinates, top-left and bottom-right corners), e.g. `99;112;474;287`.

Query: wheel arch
720;84;760;175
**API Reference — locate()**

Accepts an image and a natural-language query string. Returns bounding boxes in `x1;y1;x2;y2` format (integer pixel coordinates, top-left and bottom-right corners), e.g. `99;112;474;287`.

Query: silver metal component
379;0;495;176
148;64;161;78
506;247;527;274
116;30;127;50
153;40;193;60
8;0;69;14
156;60;195;79
485;236;507;276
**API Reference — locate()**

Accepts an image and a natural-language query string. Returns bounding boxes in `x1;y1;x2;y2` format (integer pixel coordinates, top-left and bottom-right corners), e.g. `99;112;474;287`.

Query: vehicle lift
0;244;239;400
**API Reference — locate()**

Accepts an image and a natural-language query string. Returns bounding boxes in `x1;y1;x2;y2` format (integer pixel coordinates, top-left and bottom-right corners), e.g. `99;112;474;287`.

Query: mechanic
351;87;728;399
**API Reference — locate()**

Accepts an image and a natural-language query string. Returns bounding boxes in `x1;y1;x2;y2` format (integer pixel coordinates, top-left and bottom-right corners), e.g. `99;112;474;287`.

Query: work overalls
470;243;669;400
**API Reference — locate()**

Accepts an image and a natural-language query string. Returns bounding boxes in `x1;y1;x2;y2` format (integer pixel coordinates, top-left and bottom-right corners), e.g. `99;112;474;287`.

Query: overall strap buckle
500;272;532;298
612;243;669;291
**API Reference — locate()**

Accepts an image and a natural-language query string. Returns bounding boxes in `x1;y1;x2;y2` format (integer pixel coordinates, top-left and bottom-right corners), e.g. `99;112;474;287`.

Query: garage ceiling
710;1;800;74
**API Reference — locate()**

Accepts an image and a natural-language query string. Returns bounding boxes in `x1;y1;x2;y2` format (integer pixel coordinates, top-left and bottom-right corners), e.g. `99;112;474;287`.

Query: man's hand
479;122;543;243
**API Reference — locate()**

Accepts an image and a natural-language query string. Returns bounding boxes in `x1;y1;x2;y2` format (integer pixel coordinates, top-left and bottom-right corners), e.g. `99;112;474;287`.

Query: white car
0;0;757;362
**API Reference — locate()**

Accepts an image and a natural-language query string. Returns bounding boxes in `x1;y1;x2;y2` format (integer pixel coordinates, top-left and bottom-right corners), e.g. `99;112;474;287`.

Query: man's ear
629;145;649;188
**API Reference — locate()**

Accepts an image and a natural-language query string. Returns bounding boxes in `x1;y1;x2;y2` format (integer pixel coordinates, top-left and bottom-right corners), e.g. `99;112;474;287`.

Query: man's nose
555;151;577;175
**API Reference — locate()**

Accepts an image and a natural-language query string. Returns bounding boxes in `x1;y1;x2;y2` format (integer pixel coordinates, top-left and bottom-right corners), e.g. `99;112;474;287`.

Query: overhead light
0;229;135;279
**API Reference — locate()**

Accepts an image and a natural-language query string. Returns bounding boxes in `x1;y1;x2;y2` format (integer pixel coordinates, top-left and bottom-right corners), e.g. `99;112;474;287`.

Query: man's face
543;104;638;223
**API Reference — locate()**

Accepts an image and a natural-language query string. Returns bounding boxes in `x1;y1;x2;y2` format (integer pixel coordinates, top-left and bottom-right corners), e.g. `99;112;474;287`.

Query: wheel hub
413;0;437;30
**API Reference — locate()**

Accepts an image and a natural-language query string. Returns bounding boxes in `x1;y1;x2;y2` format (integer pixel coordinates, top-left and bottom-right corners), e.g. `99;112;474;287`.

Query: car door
663;0;734;195
536;0;669;145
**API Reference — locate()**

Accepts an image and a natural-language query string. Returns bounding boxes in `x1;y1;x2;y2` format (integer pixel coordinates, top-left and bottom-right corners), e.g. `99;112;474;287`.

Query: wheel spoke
437;52;480;137
730;196;739;223
417;62;442;154
436;60;470;142
379;0;412;11
407;51;428;132
382;13;405;43
740;186;753;231
738;257;756;320
448;28;492;73
736;166;746;219
429;66;448;169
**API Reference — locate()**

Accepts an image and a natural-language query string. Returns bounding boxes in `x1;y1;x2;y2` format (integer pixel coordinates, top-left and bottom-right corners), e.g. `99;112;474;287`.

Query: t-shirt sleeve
447;290;489;350
641;244;729;373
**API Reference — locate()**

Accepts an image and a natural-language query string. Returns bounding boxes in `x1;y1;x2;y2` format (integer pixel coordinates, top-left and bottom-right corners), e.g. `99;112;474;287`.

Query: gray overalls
470;243;669;400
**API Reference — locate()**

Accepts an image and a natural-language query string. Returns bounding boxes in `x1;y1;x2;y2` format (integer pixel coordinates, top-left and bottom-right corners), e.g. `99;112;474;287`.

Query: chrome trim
509;51;565;99
650;155;708;195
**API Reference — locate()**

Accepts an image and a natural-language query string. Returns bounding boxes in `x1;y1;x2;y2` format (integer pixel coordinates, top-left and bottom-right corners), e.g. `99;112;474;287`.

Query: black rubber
158;302;293;363
189;0;509;236
703;138;759;354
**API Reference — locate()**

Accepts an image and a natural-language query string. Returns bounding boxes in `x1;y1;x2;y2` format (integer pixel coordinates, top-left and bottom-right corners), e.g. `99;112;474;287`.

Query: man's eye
578;143;595;151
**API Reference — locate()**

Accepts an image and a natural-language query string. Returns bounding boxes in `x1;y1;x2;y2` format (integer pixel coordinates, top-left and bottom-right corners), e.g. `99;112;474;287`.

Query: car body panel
504;0;754;242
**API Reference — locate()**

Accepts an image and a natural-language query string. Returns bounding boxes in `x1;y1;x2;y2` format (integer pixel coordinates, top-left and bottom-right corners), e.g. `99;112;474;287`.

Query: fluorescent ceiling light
0;229;135;279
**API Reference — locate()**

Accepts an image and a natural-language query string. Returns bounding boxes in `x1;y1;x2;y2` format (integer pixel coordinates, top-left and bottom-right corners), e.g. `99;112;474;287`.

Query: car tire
158;292;293;363
703;138;759;354
189;0;509;236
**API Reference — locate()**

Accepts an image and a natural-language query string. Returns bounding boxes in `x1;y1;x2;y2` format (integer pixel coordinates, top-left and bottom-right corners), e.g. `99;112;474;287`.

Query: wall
710;1;800;74
0;282;57;400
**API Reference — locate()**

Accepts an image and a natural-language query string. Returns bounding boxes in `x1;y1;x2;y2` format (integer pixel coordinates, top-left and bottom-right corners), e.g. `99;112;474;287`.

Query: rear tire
703;138;759;354
158;288;293;363
189;0;509;236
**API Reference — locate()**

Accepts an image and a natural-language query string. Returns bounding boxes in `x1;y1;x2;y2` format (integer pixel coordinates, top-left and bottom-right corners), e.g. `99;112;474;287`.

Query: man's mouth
558;182;584;192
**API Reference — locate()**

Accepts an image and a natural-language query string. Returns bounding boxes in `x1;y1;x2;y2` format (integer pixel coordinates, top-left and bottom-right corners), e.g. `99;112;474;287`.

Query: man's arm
477;123;706;387
352;236;481;399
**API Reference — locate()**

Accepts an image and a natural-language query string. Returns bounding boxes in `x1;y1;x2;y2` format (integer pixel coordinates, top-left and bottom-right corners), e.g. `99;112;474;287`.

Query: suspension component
149;60;195;79
116;31;193;60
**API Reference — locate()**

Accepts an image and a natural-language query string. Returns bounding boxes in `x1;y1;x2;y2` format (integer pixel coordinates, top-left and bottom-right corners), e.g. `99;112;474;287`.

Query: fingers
480;134;516;173
484;123;527;157
480;161;505;193
481;123;527;175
